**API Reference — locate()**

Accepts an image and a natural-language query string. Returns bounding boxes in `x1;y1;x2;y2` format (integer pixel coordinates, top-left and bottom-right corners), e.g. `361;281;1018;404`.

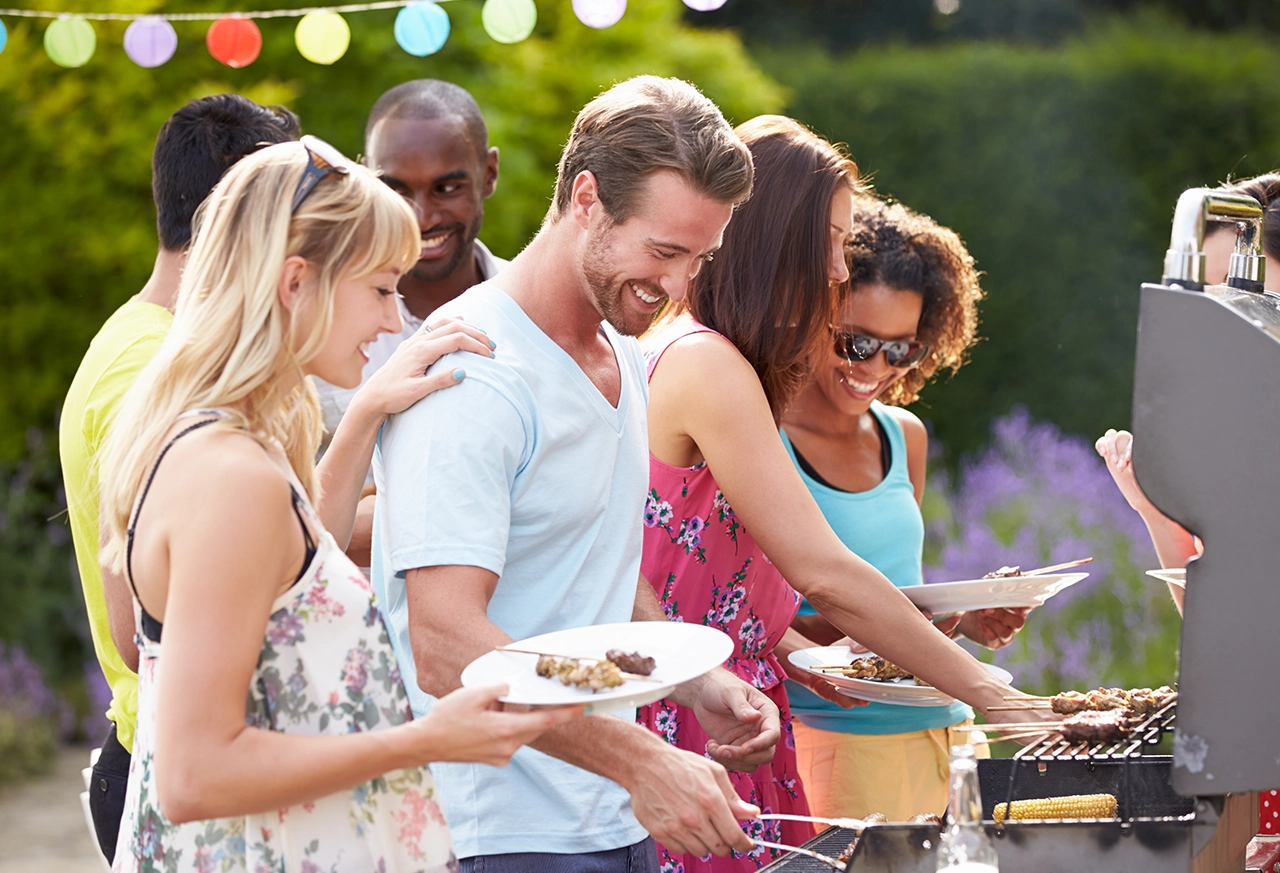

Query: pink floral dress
637;320;811;873
113;427;457;873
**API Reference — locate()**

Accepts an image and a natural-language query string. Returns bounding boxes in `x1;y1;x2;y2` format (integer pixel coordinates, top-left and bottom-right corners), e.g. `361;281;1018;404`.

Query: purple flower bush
0;641;70;781
922;408;1181;694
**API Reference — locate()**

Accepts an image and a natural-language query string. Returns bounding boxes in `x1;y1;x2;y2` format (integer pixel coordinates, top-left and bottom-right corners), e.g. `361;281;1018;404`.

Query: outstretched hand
413;684;583;768
682;668;780;772
957;607;1031;649
1095;429;1156;513
626;744;758;857
355;317;495;417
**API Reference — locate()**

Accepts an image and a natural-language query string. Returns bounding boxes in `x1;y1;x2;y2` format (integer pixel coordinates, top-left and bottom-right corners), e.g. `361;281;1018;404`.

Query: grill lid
1131;188;1280;794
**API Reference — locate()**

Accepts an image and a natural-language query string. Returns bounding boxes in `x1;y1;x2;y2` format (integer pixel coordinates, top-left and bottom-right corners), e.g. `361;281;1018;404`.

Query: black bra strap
288;486;318;584
125;418;222;603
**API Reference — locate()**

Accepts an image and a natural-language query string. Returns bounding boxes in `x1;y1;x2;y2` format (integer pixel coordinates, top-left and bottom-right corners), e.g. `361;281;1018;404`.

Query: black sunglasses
832;329;930;369
290;135;351;214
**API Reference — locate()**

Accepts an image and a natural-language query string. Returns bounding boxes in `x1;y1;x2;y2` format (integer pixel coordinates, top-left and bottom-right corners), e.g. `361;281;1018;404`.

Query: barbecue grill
761;186;1274;873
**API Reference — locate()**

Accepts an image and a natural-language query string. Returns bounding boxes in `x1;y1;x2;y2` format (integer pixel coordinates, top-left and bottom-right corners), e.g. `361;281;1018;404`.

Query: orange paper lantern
206;16;261;68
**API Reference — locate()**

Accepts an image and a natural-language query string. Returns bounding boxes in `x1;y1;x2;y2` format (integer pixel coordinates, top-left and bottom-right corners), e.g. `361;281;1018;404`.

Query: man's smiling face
367;115;497;283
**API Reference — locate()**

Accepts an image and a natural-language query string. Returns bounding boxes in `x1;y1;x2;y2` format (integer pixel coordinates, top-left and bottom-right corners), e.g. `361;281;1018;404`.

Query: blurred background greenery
3;0;1276;774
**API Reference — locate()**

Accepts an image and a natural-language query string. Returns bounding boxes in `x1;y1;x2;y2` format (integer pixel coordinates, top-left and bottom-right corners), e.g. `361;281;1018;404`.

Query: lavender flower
923;408;1179;694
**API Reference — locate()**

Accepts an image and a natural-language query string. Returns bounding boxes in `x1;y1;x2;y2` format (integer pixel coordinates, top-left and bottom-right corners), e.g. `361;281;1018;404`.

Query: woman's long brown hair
684;115;860;421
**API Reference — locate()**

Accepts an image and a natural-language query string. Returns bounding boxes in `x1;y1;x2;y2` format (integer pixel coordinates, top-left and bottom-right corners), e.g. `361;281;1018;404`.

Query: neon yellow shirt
60;297;172;751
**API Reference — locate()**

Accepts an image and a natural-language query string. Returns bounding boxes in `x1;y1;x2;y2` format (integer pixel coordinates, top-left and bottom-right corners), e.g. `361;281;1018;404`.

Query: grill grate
1012;700;1177;761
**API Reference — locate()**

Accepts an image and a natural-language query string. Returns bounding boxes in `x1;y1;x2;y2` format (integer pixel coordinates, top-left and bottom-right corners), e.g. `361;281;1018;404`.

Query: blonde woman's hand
356;318;495;417
411;684;584;767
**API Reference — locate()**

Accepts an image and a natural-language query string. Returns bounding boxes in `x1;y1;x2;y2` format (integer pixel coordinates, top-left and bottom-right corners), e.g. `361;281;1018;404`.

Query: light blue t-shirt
781;403;972;735
370;282;650;859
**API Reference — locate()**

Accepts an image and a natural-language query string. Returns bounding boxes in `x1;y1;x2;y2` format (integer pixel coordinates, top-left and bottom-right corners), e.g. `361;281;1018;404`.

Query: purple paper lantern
572;0;626;28
124;17;177;67
682;0;728;10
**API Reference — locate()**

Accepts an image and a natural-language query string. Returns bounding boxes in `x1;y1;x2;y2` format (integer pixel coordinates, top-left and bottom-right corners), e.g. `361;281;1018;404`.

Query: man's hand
957;608;1030;649
676;668;779;772
625;744;758;857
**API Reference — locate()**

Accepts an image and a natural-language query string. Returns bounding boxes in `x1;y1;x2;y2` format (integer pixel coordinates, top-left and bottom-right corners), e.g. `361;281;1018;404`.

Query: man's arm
99;510;139;673
406;564;758;857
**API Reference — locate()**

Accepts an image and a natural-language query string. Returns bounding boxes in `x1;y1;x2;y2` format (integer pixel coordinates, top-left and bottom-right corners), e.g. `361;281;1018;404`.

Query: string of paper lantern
0;0;726;67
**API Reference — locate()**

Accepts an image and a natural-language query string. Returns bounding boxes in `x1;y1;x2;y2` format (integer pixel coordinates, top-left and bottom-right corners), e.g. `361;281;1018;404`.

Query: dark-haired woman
781;198;1026;822
636;117;1043;872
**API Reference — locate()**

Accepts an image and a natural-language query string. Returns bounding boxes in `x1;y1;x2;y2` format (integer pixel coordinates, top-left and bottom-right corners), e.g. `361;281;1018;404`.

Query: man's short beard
407;207;484;283
581;223;648;337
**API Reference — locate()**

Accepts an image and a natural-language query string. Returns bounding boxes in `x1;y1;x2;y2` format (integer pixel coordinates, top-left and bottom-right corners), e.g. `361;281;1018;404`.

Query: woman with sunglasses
98;139;580;873
779;197;1027;822
637;118;1043;872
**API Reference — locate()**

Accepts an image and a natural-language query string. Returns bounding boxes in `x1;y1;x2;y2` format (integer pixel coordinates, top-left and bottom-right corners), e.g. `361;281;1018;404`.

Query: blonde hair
99;141;418;571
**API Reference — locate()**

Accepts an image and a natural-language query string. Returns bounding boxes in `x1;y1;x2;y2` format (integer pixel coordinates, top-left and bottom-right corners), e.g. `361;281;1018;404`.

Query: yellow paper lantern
482;0;537;44
295;11;350;65
45;17;96;68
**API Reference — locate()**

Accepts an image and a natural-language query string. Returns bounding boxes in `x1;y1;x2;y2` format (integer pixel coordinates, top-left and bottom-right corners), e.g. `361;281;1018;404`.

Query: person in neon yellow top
59;93;298;862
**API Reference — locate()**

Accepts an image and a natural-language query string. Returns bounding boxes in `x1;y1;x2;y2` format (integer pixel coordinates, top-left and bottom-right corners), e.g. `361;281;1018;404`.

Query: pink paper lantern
572;0;626;29
682;0;728;10
124;17;177;68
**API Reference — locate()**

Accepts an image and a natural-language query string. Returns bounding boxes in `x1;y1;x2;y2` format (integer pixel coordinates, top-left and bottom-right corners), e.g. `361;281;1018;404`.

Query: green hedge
0;0;784;462
762;14;1280;459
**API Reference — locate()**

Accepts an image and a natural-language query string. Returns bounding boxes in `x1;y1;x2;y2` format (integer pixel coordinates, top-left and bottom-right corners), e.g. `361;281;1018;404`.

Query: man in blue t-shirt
371;76;777;872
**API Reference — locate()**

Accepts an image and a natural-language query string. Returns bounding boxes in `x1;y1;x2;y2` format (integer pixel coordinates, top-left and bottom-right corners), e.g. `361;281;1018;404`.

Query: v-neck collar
487;285;628;432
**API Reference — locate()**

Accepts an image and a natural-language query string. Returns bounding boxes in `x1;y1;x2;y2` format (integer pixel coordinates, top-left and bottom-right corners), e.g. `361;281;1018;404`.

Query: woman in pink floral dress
638;117;1040;873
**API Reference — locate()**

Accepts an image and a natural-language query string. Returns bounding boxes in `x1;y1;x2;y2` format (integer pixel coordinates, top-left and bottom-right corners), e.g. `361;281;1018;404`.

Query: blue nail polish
489;338;497;349
452;368;465;381
490;350;496;358
478;326;487;334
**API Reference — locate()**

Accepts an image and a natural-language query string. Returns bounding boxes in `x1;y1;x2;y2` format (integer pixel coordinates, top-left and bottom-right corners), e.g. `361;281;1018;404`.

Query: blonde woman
98;138;579;872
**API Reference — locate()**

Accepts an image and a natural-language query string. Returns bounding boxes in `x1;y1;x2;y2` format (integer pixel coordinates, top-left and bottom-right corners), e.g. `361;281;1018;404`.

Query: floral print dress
637;320;811;873
114;462;457;873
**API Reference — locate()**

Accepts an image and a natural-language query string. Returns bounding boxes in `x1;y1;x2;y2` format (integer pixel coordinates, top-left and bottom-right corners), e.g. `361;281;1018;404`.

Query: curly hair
843;197;983;407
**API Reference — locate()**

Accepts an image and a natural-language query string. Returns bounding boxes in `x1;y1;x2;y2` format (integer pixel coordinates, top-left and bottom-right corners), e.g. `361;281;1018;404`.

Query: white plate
1145;568;1186;589
789;646;1014;707
901;573;1089;617
461;622;733;712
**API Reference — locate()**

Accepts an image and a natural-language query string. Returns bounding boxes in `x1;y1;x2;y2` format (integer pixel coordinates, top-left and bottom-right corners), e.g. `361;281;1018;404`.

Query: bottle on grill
936;744;999;872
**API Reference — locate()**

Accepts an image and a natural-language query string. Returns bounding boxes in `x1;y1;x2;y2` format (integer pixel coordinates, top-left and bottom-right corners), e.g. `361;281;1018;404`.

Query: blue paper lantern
395;2;450;57
0;19;8;56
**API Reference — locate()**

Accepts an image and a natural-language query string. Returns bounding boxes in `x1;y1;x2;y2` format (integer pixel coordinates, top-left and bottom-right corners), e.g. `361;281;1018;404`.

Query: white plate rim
460;621;733;712
901;572;1089;613
788;646;1013;707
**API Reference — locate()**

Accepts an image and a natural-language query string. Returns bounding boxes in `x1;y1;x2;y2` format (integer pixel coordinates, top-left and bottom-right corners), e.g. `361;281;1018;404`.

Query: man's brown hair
551;76;753;223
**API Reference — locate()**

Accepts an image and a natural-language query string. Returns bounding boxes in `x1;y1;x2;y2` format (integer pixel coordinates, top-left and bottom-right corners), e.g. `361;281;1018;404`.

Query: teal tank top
782;402;972;735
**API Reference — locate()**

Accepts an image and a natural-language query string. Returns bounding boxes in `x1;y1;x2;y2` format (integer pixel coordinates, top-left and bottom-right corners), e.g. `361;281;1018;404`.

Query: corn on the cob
993;793;1118;824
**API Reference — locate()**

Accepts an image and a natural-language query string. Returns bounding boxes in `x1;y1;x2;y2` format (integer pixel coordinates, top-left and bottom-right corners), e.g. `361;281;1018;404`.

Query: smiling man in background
314;78;505;564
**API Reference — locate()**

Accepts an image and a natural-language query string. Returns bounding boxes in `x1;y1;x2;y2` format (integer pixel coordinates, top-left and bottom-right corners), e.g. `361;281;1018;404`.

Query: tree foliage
761;15;1280;459
0;0;784;460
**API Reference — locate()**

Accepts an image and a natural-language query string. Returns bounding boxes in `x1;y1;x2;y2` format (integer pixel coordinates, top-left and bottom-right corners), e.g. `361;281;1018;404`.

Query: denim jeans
459;837;659;873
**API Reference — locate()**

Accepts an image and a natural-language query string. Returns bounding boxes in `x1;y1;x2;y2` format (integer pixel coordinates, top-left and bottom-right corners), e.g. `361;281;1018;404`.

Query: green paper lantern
295;11;350;65
45;17;96;68
482;0;537;44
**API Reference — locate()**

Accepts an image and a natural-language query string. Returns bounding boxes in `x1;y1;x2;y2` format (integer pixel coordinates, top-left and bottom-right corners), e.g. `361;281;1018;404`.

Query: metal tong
749;814;869;871
749;838;848;871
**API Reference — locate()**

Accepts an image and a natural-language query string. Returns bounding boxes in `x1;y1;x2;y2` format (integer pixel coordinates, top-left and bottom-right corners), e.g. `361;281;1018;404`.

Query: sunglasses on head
832;328;930;369
290;135;352;214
